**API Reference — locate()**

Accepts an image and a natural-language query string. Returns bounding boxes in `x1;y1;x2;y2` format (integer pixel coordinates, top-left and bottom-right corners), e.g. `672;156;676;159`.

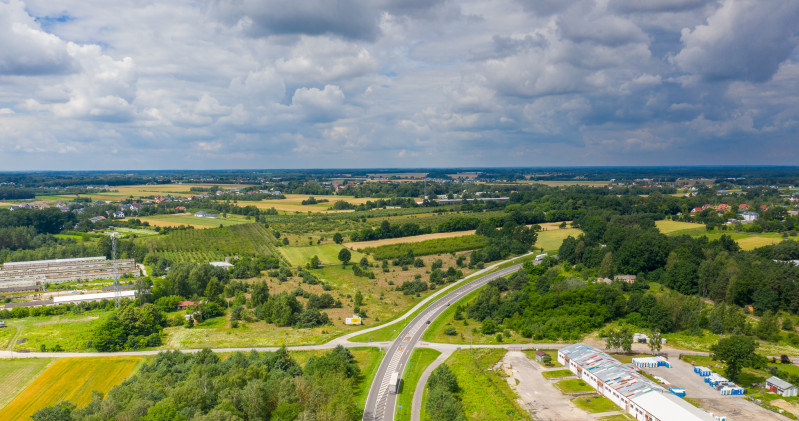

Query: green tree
648;331;663;354
308;255;321;269
354;291;364;307
756;311;781;342
32;401;75;421
710;335;764;381
598;252;614;278
332;232;344;244
338;248;351;265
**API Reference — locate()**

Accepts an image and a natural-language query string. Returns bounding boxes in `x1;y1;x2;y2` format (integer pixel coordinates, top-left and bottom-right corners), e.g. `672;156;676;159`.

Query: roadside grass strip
395;348;441;421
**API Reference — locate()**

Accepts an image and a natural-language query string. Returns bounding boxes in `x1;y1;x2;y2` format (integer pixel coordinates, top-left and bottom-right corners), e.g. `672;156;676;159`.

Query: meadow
422;348;529;421
0;357;143;420
280;244;368;266
2;310;110;352
655;220;799;251
535;227;584;253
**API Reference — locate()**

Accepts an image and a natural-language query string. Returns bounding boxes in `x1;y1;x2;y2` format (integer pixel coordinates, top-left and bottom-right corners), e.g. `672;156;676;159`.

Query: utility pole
112;232;120;309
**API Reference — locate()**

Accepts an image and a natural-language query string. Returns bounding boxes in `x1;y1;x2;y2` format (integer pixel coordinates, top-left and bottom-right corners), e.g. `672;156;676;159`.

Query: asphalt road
361;264;524;421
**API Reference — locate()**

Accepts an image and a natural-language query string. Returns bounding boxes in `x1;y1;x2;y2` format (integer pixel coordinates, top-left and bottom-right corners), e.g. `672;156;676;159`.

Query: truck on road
389;372;400;394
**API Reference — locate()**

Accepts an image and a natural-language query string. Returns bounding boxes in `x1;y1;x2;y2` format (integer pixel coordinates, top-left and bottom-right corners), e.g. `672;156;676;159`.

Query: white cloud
674;0;799;82
0;0;796;168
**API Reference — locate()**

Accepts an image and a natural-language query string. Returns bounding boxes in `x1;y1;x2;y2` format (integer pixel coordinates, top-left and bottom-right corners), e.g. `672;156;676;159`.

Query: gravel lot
641;357;789;421
498;351;595;421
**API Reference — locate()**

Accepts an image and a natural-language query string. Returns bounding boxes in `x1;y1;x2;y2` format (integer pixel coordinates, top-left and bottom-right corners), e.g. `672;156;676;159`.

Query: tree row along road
361;263;525;421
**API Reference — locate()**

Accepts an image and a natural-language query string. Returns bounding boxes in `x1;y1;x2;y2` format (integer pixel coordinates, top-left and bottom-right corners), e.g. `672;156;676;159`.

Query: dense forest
34;347;361;421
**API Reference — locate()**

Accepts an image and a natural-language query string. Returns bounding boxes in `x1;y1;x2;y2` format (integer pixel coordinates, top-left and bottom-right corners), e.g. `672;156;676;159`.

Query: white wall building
558;343;724;421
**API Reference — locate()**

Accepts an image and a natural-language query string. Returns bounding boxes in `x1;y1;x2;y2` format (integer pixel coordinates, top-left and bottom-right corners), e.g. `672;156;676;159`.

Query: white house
740;211;759;223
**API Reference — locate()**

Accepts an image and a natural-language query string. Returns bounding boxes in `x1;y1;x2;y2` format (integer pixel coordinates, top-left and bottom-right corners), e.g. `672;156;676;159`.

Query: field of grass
0;357;143;419
554;379;595;394
3;310;110;352
655;221;799;251
663;329;799;357
0;359;53;409
572;396;623;413
396;348;441;421
134;213;252;229
144;223;274;262
161;314;350;348
280;244;368;266
542;369;575;379
345;230;476;249
438;349;529;421
597;414;635;421
535;227;584;253
655;220;705;234
352;254;534;343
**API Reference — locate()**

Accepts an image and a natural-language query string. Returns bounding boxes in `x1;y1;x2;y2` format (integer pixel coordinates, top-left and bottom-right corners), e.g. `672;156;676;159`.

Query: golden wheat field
0;357;143;420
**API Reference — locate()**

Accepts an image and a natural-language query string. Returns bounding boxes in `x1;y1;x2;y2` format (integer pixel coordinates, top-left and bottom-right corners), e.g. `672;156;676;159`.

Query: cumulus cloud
0;0;75;75
291;84;346;122
674;0;799;83
0;0;797;168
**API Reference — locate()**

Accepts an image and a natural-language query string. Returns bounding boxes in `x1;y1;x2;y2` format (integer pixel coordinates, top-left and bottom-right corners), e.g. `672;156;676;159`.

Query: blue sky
0;0;797;170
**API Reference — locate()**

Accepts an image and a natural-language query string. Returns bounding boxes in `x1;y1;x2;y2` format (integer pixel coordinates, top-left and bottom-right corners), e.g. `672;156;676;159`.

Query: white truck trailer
388;372;400;394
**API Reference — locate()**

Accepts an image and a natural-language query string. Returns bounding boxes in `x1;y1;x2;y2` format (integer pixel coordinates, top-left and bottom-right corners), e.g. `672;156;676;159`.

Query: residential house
112;211;125;218
738;203;751;211
535;351;547;363
740;211;759;223
89;216;106;223
614;275;636;283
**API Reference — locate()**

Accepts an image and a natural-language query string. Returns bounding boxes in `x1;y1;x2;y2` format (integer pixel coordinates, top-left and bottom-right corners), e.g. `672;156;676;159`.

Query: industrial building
558;344;724;421
766;376;798;397
0;256;138;290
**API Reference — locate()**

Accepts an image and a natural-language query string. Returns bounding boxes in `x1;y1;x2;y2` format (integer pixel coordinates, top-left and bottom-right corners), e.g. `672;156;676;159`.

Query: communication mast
111;232;120;309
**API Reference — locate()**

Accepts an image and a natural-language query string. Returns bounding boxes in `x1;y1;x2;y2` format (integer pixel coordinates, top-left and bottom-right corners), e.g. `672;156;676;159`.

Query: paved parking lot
641;357;789;421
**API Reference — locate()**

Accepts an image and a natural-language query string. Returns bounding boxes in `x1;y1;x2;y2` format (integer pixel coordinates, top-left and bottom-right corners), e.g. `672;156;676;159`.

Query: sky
0;0;798;170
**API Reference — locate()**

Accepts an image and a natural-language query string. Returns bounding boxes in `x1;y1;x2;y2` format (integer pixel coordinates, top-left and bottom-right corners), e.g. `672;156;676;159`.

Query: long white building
558;343;724;421
0;256;138;289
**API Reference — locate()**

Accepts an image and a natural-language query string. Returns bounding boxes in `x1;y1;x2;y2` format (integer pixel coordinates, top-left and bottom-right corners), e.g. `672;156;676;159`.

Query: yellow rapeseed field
0;357;143;420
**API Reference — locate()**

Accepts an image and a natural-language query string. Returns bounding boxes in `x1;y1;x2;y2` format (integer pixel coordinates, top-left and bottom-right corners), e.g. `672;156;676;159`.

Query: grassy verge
572;395;623;413
351;347;385;408
350;254;533;343
554;379;595;394
395;348;441;421
445;348;530;420
0;358;54;408
542;369;575;379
